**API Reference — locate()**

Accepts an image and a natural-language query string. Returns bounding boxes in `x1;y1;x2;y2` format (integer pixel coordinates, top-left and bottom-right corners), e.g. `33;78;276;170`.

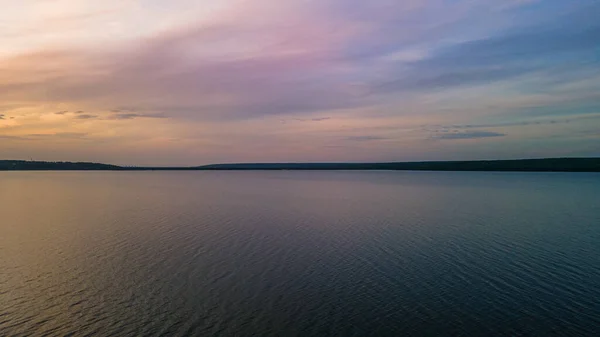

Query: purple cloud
434;131;506;140
74;114;98;120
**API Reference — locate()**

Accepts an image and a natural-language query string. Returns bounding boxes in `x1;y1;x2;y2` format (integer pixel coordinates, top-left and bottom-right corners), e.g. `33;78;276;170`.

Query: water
1;171;599;336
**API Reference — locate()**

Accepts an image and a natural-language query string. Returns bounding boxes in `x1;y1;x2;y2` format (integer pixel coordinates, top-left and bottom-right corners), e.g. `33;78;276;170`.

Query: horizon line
1;156;599;168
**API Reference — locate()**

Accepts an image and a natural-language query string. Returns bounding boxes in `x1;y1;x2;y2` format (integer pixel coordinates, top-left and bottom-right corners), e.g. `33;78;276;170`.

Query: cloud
291;117;331;122
74;114;98;119
425;119;567;132
0;135;25;140
0;34;364;121
0;114;4;120
346;135;388;141
112;113;138;119
374;2;600;93
53;132;88;138
424;113;600;132
434;131;506;140
111;107;137;112
458;120;567;129
109;113;167;120
0;132;88;141
55;110;69;115
28;132;88;139
379;66;538;92
2;1;598;123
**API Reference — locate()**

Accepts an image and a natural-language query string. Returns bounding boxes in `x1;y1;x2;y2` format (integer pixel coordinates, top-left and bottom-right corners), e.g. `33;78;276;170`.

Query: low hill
197;158;600;172
0;160;122;170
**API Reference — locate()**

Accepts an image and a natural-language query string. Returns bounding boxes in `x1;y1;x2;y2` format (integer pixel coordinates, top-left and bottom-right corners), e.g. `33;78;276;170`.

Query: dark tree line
2;158;599;172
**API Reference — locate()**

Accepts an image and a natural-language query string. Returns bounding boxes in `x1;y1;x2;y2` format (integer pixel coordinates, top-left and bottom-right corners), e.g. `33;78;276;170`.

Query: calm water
1;171;600;336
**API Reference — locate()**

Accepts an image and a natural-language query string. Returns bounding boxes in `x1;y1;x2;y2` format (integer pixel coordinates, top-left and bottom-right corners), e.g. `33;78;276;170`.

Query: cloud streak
109;113;167;120
346;135;388;142
74;114;98;120
375;2;600;94
433;131;506;140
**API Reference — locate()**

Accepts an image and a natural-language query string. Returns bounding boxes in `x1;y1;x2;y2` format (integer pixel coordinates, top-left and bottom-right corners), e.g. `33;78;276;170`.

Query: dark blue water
1;171;600;336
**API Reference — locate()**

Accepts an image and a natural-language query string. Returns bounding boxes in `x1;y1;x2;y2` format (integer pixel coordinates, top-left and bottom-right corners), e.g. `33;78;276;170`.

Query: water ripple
1;171;599;336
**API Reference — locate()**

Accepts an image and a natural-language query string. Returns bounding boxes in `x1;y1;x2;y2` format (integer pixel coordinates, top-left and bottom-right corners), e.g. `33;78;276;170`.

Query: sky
1;0;599;166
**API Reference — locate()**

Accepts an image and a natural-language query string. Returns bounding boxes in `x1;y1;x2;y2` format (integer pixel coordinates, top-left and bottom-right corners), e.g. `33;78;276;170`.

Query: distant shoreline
1;158;600;172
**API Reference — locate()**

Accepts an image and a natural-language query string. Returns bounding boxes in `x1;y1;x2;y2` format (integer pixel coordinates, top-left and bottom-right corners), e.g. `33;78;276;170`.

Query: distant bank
1;158;600;172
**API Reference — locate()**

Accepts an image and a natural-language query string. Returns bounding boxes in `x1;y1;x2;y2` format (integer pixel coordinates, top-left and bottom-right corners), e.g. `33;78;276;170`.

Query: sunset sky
1;0;599;166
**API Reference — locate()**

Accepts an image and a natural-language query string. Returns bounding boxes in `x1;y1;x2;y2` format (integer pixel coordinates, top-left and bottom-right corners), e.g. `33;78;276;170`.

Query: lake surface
1;171;600;336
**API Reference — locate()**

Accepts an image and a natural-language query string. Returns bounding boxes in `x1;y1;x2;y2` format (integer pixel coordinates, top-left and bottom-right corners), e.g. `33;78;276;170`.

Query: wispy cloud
375;3;600;94
109;113;167;120
74;114;98;120
0;132;88;141
291;117;331;122
434;131;506;140
346;135;388;142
